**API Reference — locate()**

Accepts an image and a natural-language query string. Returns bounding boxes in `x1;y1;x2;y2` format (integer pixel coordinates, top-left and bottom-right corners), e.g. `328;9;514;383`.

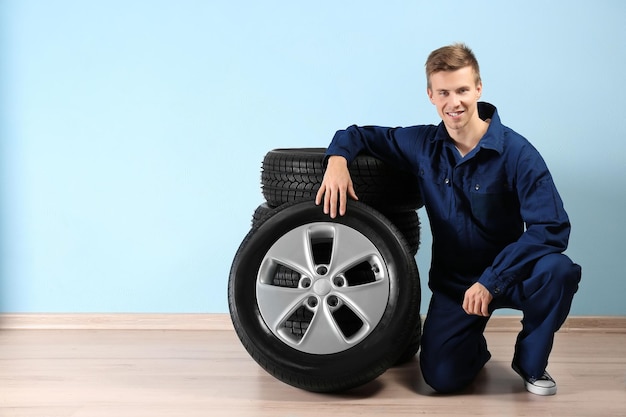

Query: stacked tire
228;148;423;393
256;148;422;254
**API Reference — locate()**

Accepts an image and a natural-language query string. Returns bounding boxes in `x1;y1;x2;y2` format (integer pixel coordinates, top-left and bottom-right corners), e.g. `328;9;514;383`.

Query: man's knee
532;253;581;295
420;355;474;393
420;346;490;393
519;253;581;325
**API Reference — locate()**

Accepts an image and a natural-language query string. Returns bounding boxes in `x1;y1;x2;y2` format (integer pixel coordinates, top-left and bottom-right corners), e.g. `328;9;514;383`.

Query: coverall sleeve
325;125;418;173
477;145;571;296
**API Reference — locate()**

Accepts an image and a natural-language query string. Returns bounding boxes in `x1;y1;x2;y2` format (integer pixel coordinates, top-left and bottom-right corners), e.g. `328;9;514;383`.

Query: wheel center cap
313;279;331;296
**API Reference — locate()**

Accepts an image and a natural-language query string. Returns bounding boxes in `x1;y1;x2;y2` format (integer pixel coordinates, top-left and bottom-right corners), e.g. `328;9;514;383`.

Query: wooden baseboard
0;313;235;331
0;313;624;332
484;315;626;333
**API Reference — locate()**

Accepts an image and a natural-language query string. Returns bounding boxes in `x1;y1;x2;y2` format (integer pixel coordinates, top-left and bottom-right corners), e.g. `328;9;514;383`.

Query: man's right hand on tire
315;155;359;218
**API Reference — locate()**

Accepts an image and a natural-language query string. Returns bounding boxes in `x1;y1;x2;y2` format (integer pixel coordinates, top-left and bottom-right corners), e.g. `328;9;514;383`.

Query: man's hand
314;155;358;218
462;282;493;317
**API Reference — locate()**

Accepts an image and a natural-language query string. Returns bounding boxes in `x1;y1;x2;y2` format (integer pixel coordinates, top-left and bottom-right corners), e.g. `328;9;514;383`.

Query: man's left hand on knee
463;282;493;317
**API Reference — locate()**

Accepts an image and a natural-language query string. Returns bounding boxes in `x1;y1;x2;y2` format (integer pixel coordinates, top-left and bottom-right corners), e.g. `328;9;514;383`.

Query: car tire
229;199;421;392
261;148;423;211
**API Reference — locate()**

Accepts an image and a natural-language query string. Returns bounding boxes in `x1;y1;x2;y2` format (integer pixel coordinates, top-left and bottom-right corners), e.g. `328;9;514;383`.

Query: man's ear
427;88;434;103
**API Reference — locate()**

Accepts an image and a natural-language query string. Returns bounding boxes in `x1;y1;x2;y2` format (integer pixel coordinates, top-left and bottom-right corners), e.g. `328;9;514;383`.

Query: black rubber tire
393;314;422;365
250;202;274;228
384;210;421;256
252;203;421;256
229;200;421;392
261;148;423;211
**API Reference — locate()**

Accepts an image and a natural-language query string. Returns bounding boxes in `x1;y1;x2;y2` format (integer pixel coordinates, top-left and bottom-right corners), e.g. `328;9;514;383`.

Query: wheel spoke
328;226;377;275
256;283;306;330
298;306;349;353
264;225;314;275
340;280;389;326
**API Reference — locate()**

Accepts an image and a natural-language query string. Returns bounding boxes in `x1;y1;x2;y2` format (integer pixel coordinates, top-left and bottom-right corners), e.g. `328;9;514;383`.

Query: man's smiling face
427;66;482;135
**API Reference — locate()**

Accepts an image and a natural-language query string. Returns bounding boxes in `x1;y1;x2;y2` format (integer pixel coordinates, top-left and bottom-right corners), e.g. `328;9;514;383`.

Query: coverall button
475;184;480;190
444;178;450;184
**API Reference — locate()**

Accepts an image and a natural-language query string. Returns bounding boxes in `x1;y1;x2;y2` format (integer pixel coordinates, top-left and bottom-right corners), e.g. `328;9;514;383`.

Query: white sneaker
512;362;557;396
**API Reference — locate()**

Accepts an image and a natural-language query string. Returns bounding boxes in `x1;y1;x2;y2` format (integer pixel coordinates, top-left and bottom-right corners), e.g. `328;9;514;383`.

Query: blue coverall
325;102;582;393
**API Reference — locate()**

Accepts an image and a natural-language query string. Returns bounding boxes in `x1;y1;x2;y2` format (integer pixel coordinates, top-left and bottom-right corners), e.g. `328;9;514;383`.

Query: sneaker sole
524;380;557;396
512;362;557;396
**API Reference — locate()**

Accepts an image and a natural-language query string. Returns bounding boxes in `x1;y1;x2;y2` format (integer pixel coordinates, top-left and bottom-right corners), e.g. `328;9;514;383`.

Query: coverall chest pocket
469;179;521;234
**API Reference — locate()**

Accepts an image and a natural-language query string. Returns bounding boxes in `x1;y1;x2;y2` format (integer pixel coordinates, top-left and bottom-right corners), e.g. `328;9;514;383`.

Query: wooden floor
1;326;625;417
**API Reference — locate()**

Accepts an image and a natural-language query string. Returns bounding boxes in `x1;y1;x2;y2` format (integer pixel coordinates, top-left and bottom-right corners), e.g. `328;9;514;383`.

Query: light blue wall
1;0;625;314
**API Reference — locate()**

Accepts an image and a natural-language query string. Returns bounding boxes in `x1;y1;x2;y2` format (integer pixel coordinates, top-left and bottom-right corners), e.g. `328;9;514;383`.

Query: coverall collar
433;102;504;155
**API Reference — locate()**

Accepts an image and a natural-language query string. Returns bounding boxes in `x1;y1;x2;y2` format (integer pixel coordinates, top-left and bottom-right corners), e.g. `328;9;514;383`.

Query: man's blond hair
425;43;481;89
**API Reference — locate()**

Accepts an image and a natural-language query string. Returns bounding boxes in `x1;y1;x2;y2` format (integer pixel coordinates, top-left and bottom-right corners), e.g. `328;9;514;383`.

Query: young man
315;43;581;395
